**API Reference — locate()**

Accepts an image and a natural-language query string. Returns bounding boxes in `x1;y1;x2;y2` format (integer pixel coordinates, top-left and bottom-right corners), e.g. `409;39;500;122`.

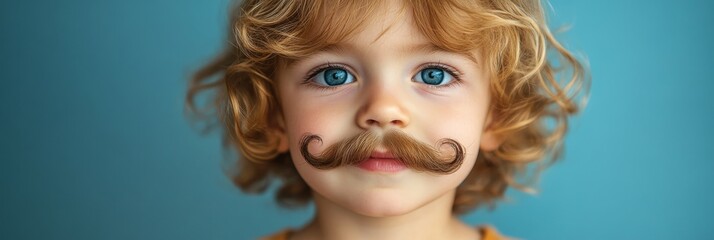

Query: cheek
449;109;486;177
287;140;353;208
289;149;331;188
283;106;354;153
418;98;488;180
279;88;360;153
421;99;487;156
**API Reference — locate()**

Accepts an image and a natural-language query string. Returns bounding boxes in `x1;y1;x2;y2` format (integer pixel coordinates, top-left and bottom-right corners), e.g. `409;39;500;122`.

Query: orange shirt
260;225;508;240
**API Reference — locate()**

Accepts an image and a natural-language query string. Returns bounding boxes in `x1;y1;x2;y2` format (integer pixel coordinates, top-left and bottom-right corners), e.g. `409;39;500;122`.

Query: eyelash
301;62;464;90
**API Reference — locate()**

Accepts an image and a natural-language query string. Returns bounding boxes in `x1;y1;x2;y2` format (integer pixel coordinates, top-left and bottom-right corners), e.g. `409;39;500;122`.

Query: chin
344;189;423;218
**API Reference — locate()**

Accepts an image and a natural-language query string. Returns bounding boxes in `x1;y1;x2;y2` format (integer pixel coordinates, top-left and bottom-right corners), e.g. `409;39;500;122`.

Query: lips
369;151;396;159
357;151;406;173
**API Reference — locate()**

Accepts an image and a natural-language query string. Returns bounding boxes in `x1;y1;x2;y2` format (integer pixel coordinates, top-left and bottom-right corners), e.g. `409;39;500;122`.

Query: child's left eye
413;67;454;86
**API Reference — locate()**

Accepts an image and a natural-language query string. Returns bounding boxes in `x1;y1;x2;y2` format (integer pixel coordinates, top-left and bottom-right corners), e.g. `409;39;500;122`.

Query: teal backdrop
2;0;713;239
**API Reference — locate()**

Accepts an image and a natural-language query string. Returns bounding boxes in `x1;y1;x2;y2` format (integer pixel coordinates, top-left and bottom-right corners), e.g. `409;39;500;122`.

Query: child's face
274;2;498;217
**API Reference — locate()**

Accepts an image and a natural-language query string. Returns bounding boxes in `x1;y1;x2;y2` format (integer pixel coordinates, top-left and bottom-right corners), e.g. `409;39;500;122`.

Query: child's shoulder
259;229;291;240
478;224;513;240
259;225;510;240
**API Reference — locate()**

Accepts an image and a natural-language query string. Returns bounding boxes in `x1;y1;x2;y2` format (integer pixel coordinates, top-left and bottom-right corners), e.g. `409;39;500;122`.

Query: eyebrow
317;42;479;65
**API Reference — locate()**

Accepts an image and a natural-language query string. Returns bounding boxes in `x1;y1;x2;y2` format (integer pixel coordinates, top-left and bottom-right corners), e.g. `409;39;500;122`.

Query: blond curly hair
186;0;589;214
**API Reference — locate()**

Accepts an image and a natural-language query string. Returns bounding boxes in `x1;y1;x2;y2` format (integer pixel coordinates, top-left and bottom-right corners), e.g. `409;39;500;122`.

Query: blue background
2;0;713;239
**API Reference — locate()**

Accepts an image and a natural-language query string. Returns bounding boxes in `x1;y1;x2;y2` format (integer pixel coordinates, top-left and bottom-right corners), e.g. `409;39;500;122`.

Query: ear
271;111;290;153
479;110;504;151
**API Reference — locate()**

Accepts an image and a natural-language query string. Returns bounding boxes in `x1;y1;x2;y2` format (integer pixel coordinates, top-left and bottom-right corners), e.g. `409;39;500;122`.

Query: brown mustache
299;130;464;174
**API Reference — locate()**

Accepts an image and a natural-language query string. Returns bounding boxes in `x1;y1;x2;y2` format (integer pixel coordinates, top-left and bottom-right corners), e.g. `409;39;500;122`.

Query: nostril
366;119;379;126
390;120;403;126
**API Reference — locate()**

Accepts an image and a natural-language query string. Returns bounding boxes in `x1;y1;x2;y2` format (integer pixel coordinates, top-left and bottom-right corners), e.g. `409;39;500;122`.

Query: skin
272;2;501;239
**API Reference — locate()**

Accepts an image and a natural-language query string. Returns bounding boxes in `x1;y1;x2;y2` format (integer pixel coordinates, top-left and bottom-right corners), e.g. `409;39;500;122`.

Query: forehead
340;2;428;50
273;0;485;64
300;0;406;44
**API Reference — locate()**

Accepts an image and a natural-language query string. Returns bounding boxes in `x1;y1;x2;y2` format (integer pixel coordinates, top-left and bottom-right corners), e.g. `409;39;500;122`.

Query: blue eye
314;67;355;86
414;67;454;86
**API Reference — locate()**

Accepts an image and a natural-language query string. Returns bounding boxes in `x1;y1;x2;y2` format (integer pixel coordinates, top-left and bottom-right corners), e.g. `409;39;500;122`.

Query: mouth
356;150;406;173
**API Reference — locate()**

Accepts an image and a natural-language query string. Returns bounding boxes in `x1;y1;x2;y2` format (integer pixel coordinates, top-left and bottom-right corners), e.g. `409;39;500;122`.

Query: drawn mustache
299;130;464;174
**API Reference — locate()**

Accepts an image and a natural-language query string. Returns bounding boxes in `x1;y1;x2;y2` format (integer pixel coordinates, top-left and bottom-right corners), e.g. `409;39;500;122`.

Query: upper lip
369;151;396;159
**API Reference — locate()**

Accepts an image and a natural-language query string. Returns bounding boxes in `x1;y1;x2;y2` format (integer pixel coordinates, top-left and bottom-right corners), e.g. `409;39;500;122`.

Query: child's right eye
310;66;355;87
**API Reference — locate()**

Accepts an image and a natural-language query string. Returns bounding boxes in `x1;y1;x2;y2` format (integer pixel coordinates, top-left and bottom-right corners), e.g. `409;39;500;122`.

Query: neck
291;190;479;240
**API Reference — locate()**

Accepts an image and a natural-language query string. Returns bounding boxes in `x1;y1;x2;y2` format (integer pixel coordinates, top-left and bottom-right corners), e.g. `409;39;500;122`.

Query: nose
356;86;410;129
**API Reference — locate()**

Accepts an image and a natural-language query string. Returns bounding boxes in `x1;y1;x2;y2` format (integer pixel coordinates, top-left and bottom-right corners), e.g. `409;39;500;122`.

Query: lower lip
357;158;407;173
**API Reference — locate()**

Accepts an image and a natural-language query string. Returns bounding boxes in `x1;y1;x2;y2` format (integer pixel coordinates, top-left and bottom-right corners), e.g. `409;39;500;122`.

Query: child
187;0;587;239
